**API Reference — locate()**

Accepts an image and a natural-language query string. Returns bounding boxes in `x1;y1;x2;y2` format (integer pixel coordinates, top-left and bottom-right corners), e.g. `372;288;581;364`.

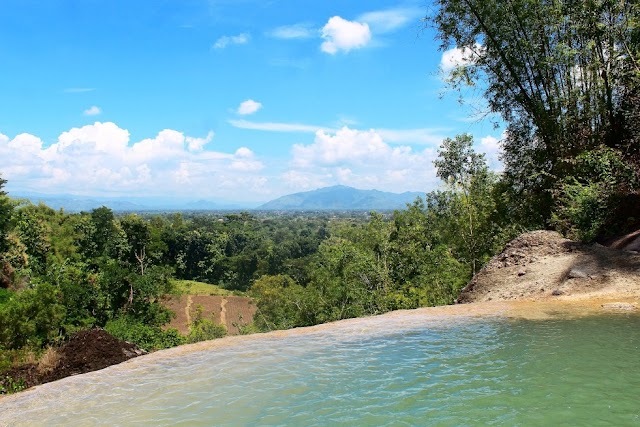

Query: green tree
250;274;319;330
0;175;13;253
11;204;52;275
430;0;640;223
119;214;151;274
0;282;66;349
432;134;502;275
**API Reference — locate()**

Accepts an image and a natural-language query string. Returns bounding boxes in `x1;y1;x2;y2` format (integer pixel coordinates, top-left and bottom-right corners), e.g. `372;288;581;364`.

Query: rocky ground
457;230;640;304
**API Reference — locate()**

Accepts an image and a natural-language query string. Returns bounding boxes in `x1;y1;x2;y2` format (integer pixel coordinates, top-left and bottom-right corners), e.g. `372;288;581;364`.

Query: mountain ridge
258;185;423;211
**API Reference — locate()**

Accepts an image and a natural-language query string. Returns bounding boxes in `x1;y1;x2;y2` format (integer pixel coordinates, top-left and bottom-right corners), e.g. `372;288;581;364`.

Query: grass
37;347;60;374
173;279;241;296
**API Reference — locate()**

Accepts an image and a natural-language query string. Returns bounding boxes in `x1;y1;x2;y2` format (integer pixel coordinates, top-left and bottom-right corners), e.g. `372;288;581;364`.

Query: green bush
552;180;608;241
186;305;226;344
552;146;637;241
0;288;11;306
105;316;184;351
0;282;66;349
0;375;26;394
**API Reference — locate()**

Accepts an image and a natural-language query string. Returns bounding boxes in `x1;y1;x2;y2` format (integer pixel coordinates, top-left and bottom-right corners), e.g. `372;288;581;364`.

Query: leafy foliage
552;146;639;240
185;305;227;343
0;176;12;253
0;283;66;349
431;0;640;226
105;316;185;351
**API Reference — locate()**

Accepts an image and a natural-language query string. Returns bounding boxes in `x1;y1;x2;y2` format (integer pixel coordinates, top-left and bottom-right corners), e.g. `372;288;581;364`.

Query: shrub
186;305;226;344
552;180;608;241
0;282;66;349
552;147;638;241
105;316;184;351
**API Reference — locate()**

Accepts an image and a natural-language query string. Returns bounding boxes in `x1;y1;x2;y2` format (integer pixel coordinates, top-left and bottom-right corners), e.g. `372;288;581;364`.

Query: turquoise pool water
1;310;639;426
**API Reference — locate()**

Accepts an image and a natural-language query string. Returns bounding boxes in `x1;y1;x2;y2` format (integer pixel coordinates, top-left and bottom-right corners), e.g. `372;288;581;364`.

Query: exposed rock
601;302;637;311
567;269;589;279
552;290;564;296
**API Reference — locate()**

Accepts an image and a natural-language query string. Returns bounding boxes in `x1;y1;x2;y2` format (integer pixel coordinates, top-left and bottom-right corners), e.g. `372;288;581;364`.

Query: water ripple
1;312;640;425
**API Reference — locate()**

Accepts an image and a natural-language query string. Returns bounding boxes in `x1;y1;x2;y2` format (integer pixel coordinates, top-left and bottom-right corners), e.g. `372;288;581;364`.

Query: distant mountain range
9;192;258;212
9;186;424;212
257;185;423;211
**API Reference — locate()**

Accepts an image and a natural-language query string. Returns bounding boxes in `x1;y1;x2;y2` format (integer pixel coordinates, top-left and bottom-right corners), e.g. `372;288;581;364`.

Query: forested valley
1;0;639;393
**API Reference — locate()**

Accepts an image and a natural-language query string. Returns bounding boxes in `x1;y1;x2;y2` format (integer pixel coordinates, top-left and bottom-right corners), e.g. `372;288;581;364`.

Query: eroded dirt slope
458;230;640;303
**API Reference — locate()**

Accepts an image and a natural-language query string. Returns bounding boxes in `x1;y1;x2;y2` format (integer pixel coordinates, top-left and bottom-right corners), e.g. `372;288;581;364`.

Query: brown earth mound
1;329;145;393
458;230;640;303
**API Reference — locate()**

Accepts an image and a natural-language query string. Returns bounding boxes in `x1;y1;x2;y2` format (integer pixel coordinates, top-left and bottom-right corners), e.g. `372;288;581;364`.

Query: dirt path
220;297;227;327
184;295;192;327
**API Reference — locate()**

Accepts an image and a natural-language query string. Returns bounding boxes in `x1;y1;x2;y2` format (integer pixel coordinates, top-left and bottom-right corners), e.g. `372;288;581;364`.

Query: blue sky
0;0;502;203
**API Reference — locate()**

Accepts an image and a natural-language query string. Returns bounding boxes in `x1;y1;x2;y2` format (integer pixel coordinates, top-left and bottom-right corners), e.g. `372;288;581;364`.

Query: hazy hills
257;185;423;211
10;186;423;212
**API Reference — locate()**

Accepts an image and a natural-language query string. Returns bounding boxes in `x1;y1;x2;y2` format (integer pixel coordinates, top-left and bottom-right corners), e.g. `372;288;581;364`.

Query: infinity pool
1;305;639;426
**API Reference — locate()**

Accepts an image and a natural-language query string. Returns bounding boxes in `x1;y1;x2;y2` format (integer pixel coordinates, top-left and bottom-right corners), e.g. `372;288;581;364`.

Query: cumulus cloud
213;33;250;49
186;131;214;152
231;147;263;172
477;134;504;172
321;16;371;54
376;128;447;146
83;106;101;116
236;99;262;115
284;126;439;192
269;24;314;39
440;44;483;73
358;7;422;33
0;122;265;199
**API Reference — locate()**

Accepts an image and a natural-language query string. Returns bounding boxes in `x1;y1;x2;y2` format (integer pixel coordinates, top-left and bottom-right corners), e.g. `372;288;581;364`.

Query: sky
0;0;503;204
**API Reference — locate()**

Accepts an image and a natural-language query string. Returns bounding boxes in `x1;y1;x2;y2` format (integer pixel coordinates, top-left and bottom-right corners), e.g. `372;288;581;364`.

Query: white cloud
477;134;504;172
83;106;101;116
213;33;250;49
269;24;314;39
236;99;263;115
229;119;446;145
231;147;263;172
358;8;422;34
186;131;214;152
376;128;447;146
0;122;266;199
321;16;371;54
284;126;439;193
440;44;483;73
228;119;329;133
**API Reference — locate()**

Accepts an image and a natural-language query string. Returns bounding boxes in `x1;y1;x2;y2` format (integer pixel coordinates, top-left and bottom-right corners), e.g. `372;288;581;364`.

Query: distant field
173;280;237;296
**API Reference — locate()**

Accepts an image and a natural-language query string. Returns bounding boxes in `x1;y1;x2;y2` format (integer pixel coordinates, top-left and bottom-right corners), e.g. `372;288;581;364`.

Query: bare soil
0;329;145;393
458;230;640;304
163;295;256;335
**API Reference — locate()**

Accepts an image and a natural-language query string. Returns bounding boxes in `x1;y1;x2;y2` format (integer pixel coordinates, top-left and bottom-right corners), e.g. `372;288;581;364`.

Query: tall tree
430;0;640;223
0;175;12;253
432;134;499;275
